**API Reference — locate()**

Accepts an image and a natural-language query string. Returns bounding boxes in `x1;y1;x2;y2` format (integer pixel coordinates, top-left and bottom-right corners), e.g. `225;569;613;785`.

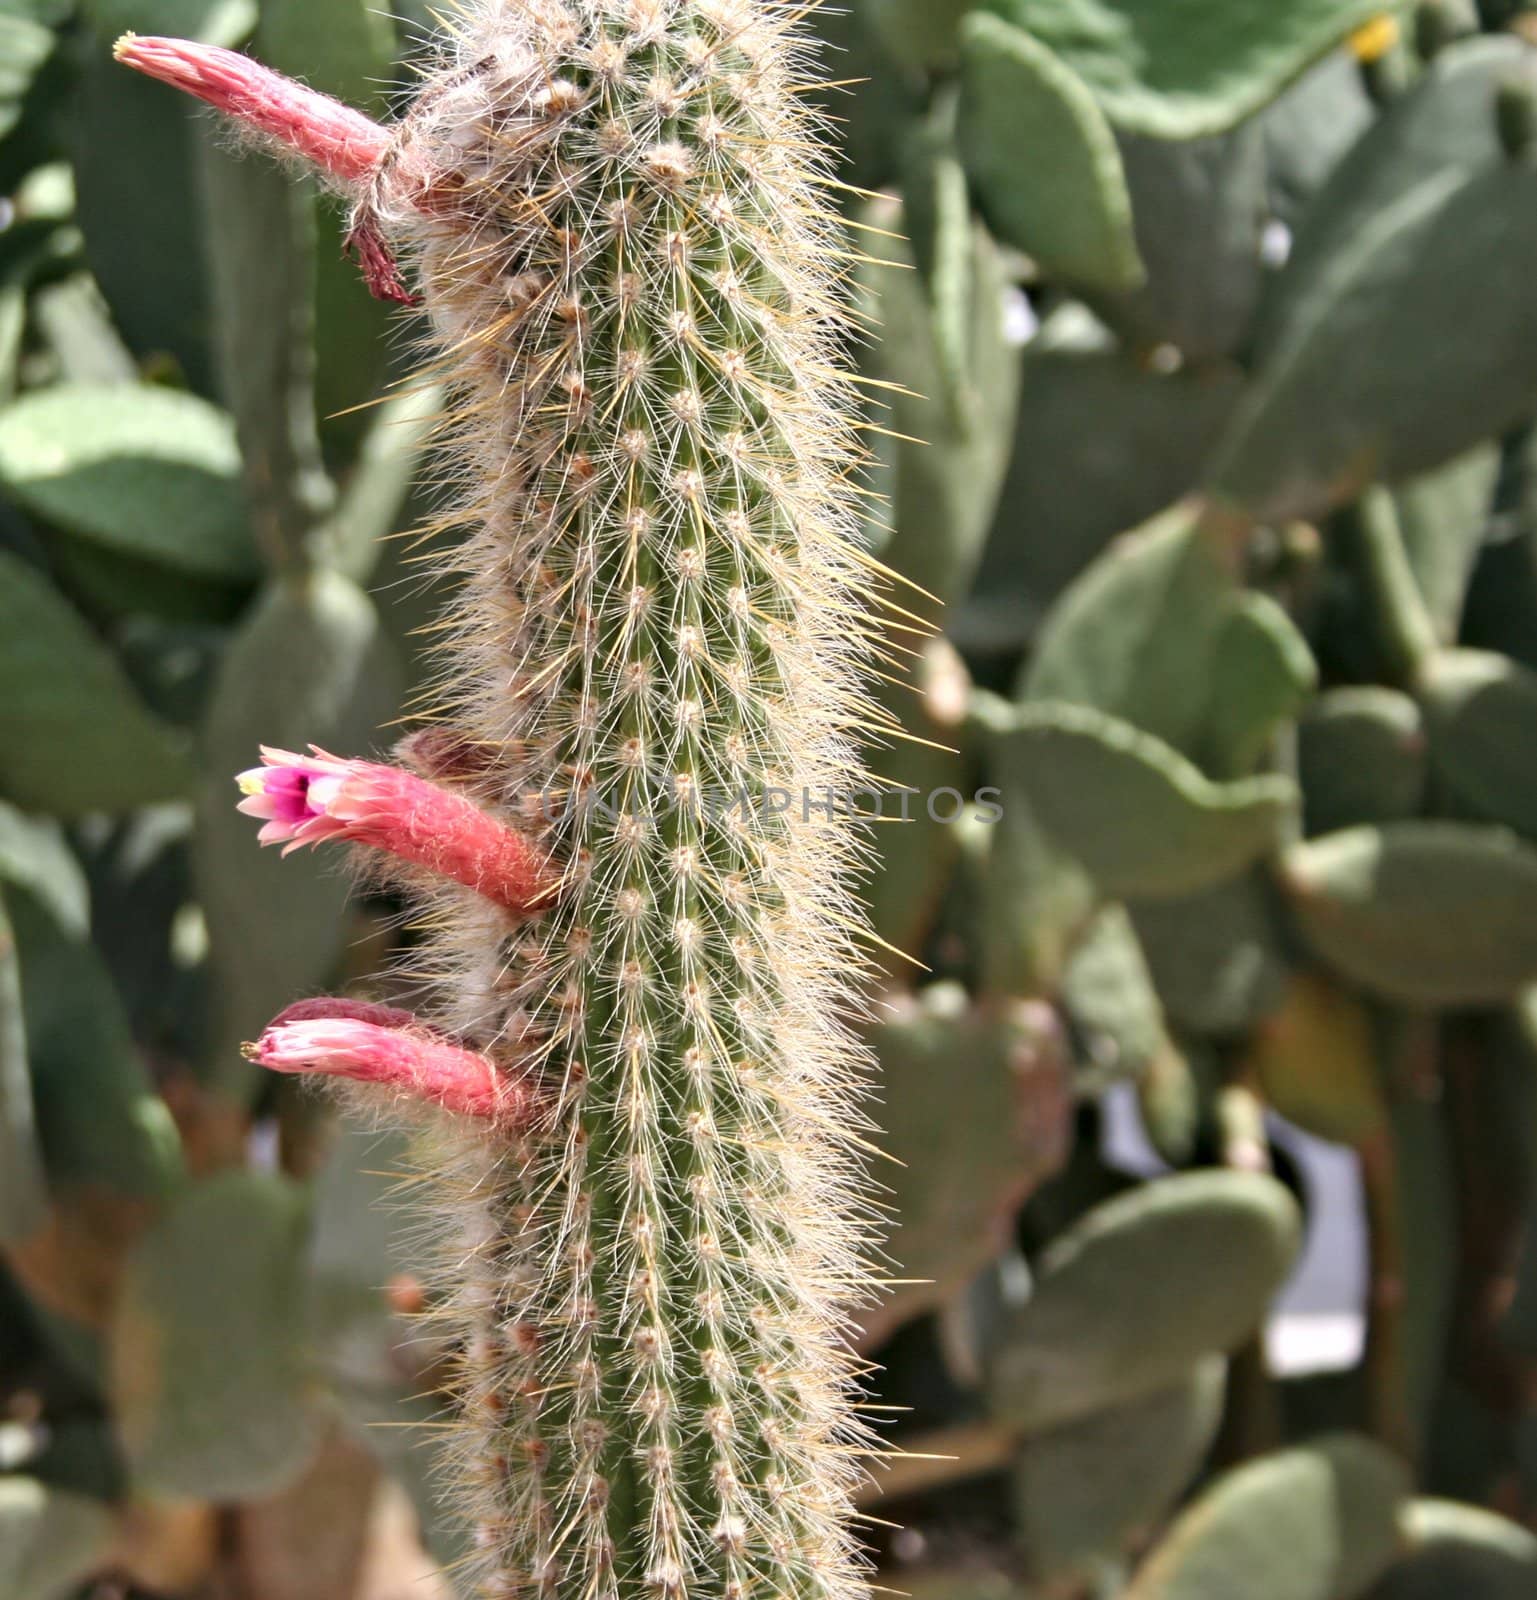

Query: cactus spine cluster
227;3;881;1596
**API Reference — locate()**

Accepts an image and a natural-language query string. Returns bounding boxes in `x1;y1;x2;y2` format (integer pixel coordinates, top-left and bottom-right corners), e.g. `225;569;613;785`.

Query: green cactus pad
1130;875;1292;1035
961;339;1241;655
1125;1434;1410;1600
972;774;1100;995
0;890;46;1244
0;805;85;940
858;192;1009;967
1369;1499;1537;1598
1214;39;1537;518
0;383;256;580
319;385;441;584
987;0;1395;138
1282;822;1537;1005
1201;591;1319;779
987;1169;1301;1431
958;13;1144;292
312;195;395;465
864;0;975;71
258;0;395;108
1258;38;1531;348
10;885;182;1199
0;14;53;149
1413;0;1482;58
1298;689;1428;835
1394;445;1501;644
900;100;977;430
859;195;1023;609
72;34;217;396
895;1569;1031;1600
1021;503;1242;759
1136;1043;1210;1170
1015;1356;1228;1583
1262;51;1376;229
0;1477;115;1600
989;700;1298;900
1095;124;1268;361
1388;1094;1458;1455
303;1122;422;1387
804;3;917;192
1061;905;1171;1081
870;984;1068;1345
112;1171;323;1500
198;137;335;568
87;1;256;45
1419;648;1537;839
0;551;196;816
865;644;974;968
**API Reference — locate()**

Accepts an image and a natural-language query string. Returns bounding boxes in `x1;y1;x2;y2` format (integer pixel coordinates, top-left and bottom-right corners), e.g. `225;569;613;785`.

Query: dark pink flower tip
247;1004;527;1122
113;33;390;185
267;996;418;1031
394;727;501;784
236;747;559;914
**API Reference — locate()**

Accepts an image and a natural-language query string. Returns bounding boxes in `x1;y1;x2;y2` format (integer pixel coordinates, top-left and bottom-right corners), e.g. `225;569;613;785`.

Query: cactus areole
121;5;885;1597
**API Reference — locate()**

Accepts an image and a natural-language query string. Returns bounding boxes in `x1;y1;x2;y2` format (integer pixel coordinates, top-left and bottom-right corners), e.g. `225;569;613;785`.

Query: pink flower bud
248;1002;525;1121
236;747;557;914
112;33;390;185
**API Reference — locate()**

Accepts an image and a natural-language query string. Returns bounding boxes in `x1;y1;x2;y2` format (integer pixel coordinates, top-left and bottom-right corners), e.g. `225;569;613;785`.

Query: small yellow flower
1349;13;1401;63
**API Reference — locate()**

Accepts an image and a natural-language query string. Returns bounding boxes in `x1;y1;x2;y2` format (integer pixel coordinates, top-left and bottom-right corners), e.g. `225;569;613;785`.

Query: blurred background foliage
6;0;1537;1596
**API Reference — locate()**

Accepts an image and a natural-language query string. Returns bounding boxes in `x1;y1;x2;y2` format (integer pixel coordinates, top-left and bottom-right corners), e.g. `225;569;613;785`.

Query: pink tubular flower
236;747;558;914
112;34;422;303
112;33;390;185
248;1000;525;1122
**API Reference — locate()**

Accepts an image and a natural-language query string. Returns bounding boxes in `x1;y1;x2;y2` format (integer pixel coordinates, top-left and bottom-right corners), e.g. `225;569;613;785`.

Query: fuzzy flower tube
237;746;559;909
122;7;884;1598
249;997;521;1120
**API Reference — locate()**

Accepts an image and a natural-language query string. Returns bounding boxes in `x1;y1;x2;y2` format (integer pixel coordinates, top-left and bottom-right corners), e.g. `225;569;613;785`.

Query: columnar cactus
123;5;880;1598
3;4;1533;1596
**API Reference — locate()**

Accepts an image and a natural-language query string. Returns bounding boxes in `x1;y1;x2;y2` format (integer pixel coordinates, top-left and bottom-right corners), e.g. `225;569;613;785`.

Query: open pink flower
249;999;524;1122
237;747;557;914
237;747;354;849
